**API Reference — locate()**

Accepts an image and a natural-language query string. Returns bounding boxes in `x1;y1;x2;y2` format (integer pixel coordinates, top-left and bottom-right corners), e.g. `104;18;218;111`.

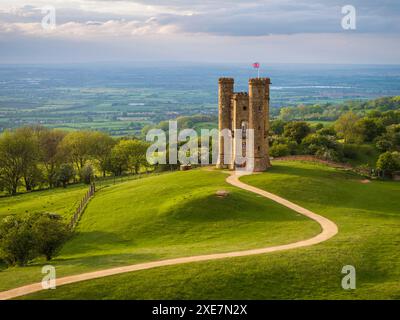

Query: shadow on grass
168;191;301;223
59;231;135;256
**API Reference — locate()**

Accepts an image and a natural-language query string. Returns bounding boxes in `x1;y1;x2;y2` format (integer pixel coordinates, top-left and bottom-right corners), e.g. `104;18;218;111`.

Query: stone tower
216;77;271;172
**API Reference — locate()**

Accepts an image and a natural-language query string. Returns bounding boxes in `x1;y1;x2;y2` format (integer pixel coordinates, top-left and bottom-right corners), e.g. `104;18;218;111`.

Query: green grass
0;184;89;219
20;161;400;300
0;168;318;292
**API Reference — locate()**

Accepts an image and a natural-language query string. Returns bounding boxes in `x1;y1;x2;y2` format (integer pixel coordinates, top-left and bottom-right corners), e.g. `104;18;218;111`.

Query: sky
0;0;399;64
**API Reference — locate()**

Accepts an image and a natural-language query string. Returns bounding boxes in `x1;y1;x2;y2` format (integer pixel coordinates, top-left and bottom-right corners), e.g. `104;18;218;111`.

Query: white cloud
0;0;399;63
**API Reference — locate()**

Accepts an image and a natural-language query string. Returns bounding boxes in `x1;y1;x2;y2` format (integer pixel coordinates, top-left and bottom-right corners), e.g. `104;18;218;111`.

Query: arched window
241;121;248;138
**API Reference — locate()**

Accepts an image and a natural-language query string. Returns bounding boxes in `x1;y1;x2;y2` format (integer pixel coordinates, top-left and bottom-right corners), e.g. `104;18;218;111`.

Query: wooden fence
69;183;96;230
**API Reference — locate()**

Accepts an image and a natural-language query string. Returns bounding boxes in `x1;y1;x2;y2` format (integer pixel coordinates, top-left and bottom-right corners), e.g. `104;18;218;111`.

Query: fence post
69;183;97;230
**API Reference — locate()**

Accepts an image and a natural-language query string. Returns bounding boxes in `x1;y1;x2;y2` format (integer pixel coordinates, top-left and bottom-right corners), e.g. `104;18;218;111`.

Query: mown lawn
20;161;400;300
0;168;318;292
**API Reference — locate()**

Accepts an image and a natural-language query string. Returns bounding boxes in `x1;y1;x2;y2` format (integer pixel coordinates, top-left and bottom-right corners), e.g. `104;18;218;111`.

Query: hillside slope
0;168;319;291
21;161;400;300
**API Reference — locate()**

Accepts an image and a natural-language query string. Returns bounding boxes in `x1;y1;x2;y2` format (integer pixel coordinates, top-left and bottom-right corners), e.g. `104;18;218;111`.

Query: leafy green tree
270;120;286;135
376;152;400;177
90;132;115;177
317;126;337;137
375;136;393;152
270;144;290;157
302;133;342;161
283;121;311;144
357;118;384;142
32;213;70;261
37;129;66;187
334;112;363;143
58;131;94;173
110;139;149;175
57;163;75;188
0;215;36;266
80;163;94;184
0;129;39;195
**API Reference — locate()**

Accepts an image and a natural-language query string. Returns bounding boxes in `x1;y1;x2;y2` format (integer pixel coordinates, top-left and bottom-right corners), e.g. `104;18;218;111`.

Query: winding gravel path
0;172;338;300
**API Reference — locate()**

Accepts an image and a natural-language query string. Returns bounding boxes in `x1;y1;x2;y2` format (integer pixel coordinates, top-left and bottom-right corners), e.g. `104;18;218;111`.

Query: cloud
0;0;399;38
0;1;399;64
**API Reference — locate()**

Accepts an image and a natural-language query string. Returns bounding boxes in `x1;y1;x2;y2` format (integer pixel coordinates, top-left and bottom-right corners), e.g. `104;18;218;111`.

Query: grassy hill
0;168;318;292
19;161;400;300
0;184;89;219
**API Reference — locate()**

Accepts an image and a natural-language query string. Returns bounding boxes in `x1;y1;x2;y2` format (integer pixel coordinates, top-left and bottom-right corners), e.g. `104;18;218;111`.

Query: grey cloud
1;0;399;36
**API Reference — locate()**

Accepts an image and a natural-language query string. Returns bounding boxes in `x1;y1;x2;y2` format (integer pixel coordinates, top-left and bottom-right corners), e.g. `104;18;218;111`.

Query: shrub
270;144;290;157
0;215;36;266
302;133;343;161
32;213;70;261
376;151;400;177
0;213;70;266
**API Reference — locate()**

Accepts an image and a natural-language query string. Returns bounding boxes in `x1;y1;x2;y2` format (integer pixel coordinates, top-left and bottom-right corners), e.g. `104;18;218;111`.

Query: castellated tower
216;77;271;172
217;78;234;169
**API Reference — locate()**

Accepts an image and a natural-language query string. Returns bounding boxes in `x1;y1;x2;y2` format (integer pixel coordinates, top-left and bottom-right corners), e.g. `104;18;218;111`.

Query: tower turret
217;78;234;168
248;78;269;172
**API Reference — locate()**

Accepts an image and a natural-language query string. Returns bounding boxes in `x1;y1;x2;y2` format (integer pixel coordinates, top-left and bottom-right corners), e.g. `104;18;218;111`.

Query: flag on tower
252;62;260;78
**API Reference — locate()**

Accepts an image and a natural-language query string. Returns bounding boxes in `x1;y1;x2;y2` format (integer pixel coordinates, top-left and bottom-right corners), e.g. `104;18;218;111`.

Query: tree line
0;126;150;195
277;96;400;122
269;109;400;177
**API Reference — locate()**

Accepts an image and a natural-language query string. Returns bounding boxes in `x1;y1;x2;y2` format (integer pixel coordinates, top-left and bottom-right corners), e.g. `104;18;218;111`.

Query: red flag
252;62;260;69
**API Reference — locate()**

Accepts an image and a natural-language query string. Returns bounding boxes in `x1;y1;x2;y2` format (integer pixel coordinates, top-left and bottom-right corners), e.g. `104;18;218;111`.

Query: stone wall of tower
264;78;271;167
231;92;249;169
248;78;269;172
217;78;234;168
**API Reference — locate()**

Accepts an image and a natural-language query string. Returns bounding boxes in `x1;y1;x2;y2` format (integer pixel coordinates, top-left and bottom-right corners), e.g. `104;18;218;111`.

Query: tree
57;163;75;188
375;135;393;152
270;144;290;157
80;163;94;184
0;129;39;195
0;215;36;266
334;112;363;143
302;133;342;161
58;131;94;174
32;213;70;261
37;129;66;187
90;132;115;177
376;151;400;177
357;118;384;142
270;120;286;135
317;126;337;137
283;121;311;144
110;139;149;175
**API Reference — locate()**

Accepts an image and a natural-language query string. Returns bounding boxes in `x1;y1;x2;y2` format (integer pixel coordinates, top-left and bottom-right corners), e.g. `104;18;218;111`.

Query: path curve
0;172;338;300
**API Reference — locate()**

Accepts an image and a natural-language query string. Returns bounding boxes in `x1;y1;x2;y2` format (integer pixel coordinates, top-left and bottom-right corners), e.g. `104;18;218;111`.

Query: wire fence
68;183;95;230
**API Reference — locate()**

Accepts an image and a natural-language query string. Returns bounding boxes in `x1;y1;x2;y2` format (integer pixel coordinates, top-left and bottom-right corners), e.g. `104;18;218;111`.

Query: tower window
258;146;261;151
258;106;262;111
243;106;247;111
